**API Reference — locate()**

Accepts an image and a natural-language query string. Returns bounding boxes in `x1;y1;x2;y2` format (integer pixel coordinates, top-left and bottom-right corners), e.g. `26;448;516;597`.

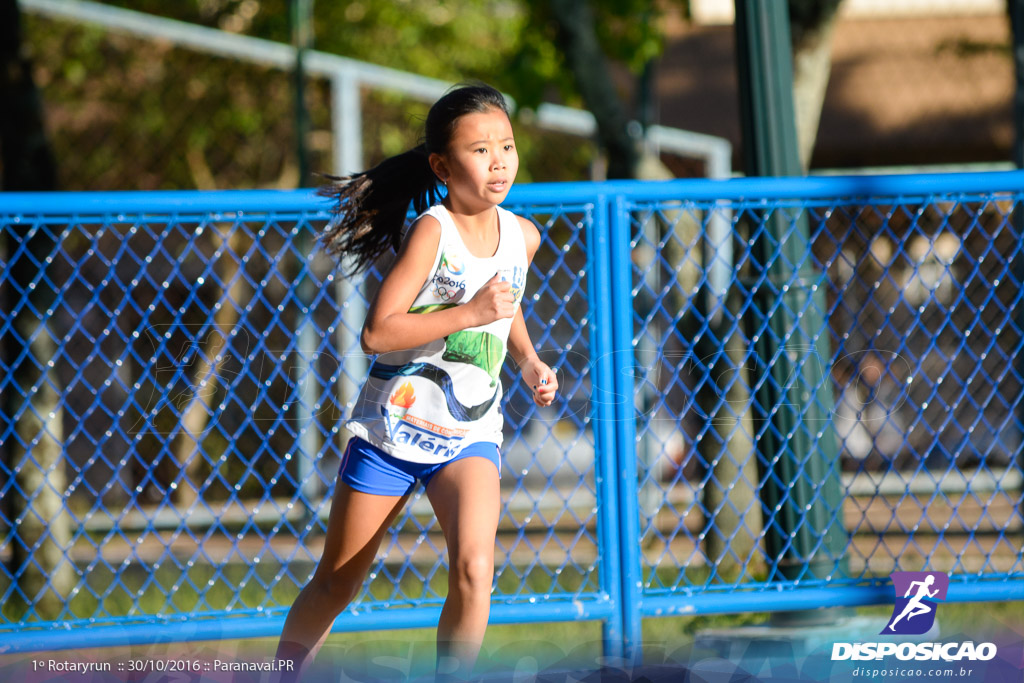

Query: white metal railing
22;0;732;179
21;0;730;180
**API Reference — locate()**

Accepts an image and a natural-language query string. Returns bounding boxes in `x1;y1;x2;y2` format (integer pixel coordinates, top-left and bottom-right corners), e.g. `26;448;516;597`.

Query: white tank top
345;203;529;463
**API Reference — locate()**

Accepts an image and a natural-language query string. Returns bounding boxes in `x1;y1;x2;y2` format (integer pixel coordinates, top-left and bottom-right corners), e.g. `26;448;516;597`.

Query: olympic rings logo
431;274;466;302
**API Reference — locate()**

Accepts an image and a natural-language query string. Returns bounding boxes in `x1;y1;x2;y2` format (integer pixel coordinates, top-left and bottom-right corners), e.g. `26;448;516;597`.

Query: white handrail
21;0;732;179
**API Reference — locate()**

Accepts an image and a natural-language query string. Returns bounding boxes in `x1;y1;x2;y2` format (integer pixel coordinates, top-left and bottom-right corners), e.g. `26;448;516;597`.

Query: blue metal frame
4;170;1024;214
609;196;644;661
588;194;626;658
2;171;1024;657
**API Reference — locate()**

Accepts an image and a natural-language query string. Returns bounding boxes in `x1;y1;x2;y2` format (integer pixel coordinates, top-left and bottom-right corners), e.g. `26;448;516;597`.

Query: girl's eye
504;145;514;151
475;148;487;154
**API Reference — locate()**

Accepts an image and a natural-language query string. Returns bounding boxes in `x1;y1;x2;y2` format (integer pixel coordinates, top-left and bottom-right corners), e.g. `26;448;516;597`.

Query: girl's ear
428;153;449;184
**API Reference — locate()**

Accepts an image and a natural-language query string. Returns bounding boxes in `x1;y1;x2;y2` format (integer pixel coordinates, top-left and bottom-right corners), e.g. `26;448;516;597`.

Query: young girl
276;83;558;680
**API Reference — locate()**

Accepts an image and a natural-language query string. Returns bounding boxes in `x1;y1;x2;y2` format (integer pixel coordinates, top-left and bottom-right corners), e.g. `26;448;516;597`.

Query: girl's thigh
424;456;500;555
315;482;410;577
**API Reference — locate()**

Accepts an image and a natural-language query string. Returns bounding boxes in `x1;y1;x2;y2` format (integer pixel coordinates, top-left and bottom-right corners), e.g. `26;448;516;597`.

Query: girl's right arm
360;216;517;355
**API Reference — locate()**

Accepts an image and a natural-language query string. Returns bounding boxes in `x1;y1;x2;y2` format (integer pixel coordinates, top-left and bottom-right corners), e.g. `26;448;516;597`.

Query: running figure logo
883;571;949;635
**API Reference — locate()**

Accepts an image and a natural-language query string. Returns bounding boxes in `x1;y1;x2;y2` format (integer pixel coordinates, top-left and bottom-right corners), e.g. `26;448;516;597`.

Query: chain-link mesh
0;191;603;645
628;182;1024;606
2;176;1024;651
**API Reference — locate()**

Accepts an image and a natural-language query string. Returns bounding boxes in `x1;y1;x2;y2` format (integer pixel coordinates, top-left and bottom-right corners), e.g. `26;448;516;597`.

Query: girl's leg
424;456;501;679
276;481;409;678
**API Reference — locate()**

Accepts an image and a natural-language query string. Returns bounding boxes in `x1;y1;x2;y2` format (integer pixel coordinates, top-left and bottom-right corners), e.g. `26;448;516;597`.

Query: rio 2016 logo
440;250;465;276
883;571;949;635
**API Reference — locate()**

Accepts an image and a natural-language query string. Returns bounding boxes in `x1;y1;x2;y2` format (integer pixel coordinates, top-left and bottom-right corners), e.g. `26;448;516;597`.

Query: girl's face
432;107;519;212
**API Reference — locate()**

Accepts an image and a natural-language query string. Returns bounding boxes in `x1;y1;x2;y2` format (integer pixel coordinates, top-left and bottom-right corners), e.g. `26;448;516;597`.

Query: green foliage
316;0;525;83
25;14;317;189
79;0;679;119
90;0;528;84
589;0;668;71
20;1;711;188
505;0;682;109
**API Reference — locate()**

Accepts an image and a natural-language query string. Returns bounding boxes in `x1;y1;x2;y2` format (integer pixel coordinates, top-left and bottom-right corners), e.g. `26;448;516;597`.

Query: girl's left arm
507;216;558;407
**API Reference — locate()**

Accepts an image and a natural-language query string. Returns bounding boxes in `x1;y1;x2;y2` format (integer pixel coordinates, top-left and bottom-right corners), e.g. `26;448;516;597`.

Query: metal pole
290;0;319;504
332;71;363;176
610;197;643;662
331;71;368;428
733;0;847;623
589;195;627;660
291;0;313;187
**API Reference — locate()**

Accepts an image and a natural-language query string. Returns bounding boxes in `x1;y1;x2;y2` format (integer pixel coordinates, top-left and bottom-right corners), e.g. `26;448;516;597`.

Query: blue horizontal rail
9;576;1017;655
0;189;326;215
641;581;1024;618
0;598;617;654
3;169;1024;215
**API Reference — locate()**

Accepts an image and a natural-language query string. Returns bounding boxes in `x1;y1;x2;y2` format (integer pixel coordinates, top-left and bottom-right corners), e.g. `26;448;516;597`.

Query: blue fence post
609;195;643;662
588;194;626;659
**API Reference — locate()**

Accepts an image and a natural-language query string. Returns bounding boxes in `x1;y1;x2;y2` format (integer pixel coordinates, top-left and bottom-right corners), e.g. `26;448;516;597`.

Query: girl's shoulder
510;212;540;256
400;212;444;260
409;210;443;235
412;204;450;232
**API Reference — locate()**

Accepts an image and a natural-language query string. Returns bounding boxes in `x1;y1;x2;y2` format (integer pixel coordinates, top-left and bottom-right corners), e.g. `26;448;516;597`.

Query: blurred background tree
1;0;72;621
13;0;850;185
72;0;641;180
789;0;843;170
15;0;1018;185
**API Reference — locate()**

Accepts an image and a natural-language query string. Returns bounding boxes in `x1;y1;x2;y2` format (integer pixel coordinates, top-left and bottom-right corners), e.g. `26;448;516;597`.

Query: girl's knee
308;570;364;610
449;552;494;594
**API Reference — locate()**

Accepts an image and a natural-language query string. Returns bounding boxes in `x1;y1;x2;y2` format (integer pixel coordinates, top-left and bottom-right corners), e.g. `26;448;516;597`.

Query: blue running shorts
338;436;500;496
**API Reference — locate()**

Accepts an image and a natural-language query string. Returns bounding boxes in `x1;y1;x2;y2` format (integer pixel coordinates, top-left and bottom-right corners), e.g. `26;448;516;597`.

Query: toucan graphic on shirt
408;302;505;386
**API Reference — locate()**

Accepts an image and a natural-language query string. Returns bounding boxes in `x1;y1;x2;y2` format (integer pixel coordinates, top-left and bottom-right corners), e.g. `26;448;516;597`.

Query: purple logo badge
883;571;949;635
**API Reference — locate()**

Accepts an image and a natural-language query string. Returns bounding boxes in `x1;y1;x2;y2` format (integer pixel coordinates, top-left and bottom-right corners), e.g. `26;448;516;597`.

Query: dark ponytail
319;82;510;275
318;144;440;275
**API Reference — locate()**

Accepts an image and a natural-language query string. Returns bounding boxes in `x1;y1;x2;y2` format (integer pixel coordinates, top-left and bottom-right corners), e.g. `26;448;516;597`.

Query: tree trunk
0;0;72;621
548;0;641;179
789;0;843;170
699;303;761;575
1010;0;1024;169
0;0;56;192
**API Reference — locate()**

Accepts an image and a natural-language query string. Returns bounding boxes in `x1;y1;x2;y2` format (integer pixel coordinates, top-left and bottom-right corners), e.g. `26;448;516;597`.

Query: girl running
276;83;558;680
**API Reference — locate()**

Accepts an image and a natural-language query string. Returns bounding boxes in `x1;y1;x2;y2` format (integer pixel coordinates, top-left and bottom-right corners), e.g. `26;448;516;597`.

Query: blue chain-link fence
2;173;1023;656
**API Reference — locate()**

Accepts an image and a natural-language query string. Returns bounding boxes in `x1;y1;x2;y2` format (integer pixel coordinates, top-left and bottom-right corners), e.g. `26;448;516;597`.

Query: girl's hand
466;274;518;326
521;357;558;407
